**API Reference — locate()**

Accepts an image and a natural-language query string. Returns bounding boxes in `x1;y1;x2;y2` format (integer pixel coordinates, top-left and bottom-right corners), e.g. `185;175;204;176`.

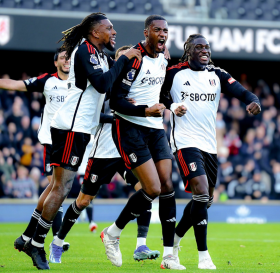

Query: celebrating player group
0;12;261;270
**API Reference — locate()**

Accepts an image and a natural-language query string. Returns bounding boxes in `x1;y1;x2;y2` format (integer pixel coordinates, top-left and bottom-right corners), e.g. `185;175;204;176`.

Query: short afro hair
144;15;166;29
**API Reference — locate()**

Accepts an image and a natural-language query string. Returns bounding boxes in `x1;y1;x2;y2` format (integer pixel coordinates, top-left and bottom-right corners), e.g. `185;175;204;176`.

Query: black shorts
175;147;218;193
81;157;139;196
43;144;53;176
112;117;172;169
50;128;91;172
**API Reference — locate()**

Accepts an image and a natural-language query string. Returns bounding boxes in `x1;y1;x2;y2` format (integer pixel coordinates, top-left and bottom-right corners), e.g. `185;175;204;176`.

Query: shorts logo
90;54;99;65
129;153;137;163
90;174;98;183
70;156;79;166
46;164;51;173
127;69;136;81
189;162;197;171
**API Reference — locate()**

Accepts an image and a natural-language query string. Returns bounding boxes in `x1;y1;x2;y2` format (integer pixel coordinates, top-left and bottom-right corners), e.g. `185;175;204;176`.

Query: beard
59;67;69;75
104;41;115;52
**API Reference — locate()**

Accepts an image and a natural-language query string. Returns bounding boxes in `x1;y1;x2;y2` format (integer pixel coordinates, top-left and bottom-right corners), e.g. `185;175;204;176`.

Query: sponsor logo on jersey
181;91;189;101
183;81;190;86
46;164;51;173
228;77;236;84
146;69;151;74
49;95;66;103
129;153;137;163
209;79;216;86
90;174;98;183
189;162;197;171
70;156;79;166
122;79;132;86
127;69;136;81
140;77;165;85
181;92;217;101
90;54;99;65
52;86;58;89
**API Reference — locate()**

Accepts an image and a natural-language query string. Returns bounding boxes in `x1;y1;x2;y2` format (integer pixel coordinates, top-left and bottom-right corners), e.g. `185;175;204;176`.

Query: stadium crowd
0;72;279;201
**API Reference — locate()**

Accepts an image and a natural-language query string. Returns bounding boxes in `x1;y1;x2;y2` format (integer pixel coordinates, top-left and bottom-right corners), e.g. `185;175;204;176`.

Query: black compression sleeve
99;113;114;124
88;55;129;94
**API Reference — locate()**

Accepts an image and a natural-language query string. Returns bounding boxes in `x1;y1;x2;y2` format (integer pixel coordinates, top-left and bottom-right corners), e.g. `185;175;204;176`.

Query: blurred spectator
5;165;37;199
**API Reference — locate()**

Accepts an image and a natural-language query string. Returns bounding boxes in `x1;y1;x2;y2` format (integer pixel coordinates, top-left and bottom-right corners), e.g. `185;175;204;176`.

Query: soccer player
0;48;71;253
161;34;261;269
23;12;142;270
48;45;160;265
102;15;186;270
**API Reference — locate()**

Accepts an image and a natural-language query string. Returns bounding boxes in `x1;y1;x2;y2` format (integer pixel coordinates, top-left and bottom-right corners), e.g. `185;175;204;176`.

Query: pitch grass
0;223;279;272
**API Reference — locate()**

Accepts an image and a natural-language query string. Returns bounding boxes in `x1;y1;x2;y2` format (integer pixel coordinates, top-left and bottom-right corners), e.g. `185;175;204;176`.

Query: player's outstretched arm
0;79;27;92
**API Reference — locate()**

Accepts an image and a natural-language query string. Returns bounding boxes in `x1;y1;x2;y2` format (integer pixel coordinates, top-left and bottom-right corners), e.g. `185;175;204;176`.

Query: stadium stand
1;0;280;21
0;71;279;201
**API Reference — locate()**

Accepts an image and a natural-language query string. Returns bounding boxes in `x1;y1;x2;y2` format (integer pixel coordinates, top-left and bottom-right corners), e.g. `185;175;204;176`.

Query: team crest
189;162;197;171
209;79;216;86
129;153;137;163
127;69;136;81
46;164;51;173
90;54;99;65
70;156;79;166
90;174;98;183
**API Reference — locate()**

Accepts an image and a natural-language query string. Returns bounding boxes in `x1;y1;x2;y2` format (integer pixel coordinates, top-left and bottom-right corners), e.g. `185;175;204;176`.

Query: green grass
0;223;280;272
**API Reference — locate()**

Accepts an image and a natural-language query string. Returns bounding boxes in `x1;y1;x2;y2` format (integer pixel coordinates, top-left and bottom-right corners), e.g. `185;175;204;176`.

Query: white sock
198;250;211;262
163;246;173;257
31;239;44;248
53;237;64;247
107;222;122;237
174;233;182;246
136;237;146;249
22;235;30;241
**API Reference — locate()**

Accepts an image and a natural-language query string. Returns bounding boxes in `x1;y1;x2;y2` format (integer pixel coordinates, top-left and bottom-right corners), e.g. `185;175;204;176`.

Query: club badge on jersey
70;156;79;166
209;79;216;86
189;162;197;171
90;174;98;183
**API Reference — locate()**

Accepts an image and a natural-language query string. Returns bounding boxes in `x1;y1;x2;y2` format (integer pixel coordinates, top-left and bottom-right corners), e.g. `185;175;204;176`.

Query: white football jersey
89;100;120;159
24;72;68;144
51;40;110;135
115;42;167;129
163;62;250;154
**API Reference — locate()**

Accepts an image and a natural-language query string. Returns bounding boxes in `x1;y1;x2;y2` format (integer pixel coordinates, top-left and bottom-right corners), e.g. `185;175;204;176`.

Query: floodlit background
0;0;279;223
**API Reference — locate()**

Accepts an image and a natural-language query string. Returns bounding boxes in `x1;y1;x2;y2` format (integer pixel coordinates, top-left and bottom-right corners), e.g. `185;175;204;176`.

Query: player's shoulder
206;64;228;74
25;73;51;85
77;40;97;56
166;61;190;80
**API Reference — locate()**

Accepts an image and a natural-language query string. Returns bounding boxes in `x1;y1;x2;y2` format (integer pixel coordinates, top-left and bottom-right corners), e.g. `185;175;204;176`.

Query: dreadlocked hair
179;33;214;65
58;12;107;59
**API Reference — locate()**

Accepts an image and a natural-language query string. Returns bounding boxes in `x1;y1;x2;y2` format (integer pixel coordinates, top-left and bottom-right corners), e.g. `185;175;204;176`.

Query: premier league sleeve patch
127;69;136;81
90;54;99;65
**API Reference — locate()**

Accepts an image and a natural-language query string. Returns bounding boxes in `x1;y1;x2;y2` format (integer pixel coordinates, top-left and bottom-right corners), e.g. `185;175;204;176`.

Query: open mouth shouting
157;39;166;51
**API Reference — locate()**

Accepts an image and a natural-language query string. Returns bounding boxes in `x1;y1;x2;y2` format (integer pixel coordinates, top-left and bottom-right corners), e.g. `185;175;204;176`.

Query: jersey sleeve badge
228;77;236;84
24;77;37;85
90;54;99;65
127;69;136;81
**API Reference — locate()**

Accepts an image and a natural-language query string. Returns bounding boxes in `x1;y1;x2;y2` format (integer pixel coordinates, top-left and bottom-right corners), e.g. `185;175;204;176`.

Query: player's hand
246;102;261;115
126;98;136;105
174;105;187;117
163;46;171;60
124;48;142;62
145;103;166;117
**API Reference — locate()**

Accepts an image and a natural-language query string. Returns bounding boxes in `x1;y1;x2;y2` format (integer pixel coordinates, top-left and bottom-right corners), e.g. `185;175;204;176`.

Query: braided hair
58;12;107;59
179;33;214;65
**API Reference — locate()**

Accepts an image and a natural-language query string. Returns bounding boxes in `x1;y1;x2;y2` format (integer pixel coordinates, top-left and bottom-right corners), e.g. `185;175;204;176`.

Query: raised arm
0;79;27;92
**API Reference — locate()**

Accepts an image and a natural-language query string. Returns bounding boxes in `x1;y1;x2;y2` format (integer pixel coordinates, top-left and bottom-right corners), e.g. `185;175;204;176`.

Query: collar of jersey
84;39;103;54
51;72;63;81
136;42;161;59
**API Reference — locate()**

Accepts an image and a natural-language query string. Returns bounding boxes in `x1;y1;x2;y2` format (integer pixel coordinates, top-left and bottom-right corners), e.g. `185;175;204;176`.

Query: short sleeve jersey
163;62;247;154
24;72;68;144
51;40;113;135
115;42;168;129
